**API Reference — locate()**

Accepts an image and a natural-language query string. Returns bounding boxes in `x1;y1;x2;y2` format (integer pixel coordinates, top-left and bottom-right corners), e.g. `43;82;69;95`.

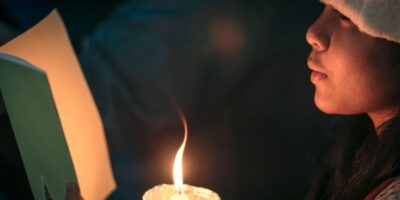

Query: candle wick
177;187;184;196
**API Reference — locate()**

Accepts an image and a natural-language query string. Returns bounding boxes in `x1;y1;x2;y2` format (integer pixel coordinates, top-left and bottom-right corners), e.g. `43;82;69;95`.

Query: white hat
320;0;400;44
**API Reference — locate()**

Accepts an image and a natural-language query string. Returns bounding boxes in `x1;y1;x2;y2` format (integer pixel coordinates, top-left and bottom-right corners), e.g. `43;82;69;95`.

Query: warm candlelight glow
142;110;221;200
173;111;188;192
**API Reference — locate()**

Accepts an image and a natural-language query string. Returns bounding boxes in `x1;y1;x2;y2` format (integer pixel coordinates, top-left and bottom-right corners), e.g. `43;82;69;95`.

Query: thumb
65;183;84;200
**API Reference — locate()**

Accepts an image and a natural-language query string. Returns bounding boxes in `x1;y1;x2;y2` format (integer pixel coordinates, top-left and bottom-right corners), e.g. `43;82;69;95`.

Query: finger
66;183;84;200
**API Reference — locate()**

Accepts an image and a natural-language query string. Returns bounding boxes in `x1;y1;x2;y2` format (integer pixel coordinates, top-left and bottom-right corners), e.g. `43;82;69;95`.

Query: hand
65;183;84;200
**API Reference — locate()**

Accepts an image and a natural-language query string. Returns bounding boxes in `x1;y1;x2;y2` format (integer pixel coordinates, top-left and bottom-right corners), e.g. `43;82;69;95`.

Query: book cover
0;9;116;200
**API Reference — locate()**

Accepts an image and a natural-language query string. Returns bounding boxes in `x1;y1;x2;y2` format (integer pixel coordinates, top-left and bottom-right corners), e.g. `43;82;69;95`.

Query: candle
143;184;220;200
142;112;220;200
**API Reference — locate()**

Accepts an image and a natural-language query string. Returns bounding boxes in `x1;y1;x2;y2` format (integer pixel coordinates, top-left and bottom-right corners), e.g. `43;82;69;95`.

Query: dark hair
306;42;400;200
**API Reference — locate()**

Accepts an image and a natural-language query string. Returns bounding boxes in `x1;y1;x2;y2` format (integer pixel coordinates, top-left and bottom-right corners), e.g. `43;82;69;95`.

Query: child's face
306;5;399;115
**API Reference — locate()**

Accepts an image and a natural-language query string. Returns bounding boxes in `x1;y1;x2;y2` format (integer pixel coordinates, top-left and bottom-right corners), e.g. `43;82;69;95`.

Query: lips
311;71;328;83
307;55;328;83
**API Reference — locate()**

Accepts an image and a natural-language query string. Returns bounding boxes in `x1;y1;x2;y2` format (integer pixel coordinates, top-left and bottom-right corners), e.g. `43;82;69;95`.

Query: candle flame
173;111;188;191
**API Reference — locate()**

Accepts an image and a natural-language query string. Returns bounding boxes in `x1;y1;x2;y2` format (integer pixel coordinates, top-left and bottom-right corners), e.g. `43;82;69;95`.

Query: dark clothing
307;115;400;200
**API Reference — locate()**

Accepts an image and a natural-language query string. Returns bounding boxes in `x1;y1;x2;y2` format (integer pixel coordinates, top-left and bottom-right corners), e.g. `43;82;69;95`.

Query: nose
306;14;330;51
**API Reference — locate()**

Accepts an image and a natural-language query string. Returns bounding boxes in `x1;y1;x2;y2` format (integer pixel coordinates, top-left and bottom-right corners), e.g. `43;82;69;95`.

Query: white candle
143;184;220;200
142;112;221;200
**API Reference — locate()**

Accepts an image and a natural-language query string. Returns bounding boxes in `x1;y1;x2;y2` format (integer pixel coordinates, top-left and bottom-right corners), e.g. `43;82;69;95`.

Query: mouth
310;70;328;83
307;56;328;83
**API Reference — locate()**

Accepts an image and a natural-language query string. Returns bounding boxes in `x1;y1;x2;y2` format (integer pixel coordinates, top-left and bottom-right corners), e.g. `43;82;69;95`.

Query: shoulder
374;176;400;200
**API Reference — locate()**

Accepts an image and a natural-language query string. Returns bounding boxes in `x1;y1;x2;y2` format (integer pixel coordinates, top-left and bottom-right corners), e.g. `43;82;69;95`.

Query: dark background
0;0;332;199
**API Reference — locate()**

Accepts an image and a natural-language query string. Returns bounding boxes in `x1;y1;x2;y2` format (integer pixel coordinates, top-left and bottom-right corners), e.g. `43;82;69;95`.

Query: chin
315;103;336;114
314;98;363;115
314;95;341;114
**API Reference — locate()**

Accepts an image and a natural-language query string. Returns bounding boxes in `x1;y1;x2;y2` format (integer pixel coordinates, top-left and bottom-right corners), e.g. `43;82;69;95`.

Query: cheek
314;36;395;114
313;74;374;114
314;71;385;114
312;24;400;114
317;59;399;114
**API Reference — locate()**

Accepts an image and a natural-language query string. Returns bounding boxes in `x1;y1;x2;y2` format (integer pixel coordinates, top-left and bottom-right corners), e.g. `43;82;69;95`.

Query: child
305;0;400;199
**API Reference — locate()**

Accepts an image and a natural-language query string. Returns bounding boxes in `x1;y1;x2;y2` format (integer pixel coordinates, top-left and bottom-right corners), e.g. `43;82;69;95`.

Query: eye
338;12;352;23
340;14;350;21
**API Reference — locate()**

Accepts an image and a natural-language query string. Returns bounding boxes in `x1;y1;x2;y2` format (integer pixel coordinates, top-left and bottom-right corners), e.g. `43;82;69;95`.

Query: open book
0;9;115;200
